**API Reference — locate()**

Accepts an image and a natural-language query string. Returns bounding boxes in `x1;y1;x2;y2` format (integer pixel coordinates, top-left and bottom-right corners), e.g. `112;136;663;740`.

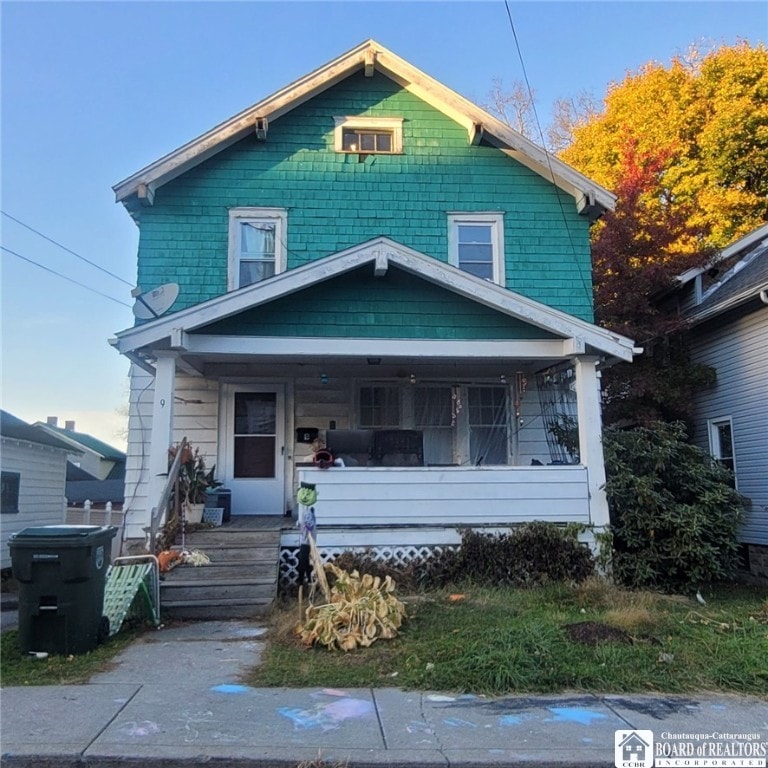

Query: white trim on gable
111;237;636;362
113;40;614;216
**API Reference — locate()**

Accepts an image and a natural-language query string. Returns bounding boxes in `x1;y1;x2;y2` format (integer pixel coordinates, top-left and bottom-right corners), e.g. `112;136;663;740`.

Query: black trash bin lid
12;525;114;539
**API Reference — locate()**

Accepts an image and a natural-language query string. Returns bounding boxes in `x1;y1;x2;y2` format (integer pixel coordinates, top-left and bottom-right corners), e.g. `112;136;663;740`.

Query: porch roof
110;238;636;371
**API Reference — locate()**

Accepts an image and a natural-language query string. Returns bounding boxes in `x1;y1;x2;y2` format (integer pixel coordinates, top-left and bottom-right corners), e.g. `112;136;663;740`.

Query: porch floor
218;515;294;531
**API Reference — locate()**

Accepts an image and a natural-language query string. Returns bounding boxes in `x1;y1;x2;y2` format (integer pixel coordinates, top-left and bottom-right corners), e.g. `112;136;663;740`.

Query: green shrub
323;523;594;592
425;523;595;587
603;422;744;591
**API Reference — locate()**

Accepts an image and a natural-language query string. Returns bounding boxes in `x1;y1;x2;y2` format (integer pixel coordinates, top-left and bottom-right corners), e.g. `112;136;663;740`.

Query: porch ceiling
160;349;571;380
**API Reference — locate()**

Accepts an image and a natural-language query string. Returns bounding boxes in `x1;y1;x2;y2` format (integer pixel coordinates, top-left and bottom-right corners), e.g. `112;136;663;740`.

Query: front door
222;385;285;515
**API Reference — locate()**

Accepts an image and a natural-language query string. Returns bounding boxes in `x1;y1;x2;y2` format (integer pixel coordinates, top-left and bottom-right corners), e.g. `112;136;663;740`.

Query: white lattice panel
279;544;455;587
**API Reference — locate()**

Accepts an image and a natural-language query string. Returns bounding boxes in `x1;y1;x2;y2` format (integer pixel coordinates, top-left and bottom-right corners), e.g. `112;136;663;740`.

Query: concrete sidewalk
1;620;767;767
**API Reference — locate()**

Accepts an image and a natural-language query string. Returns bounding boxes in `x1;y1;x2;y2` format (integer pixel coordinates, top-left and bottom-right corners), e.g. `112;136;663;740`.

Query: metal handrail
147;436;188;554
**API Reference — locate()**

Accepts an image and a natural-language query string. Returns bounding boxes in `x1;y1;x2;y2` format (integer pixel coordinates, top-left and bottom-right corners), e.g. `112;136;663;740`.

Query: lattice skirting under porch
279;544;456;588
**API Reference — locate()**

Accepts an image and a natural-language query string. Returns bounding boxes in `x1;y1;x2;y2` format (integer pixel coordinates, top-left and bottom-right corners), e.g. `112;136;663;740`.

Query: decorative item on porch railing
536;364;580;464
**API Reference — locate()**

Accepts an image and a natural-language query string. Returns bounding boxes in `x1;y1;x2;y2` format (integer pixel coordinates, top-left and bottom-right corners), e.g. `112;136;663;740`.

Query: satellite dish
132;283;180;319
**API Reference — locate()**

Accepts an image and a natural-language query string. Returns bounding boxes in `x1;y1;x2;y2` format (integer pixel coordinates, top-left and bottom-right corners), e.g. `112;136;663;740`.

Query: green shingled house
112;40;635;569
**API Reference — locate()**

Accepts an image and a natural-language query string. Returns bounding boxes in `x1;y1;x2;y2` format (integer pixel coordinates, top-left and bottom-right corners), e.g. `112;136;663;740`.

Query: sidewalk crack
371;688;388;749
81;683;144;757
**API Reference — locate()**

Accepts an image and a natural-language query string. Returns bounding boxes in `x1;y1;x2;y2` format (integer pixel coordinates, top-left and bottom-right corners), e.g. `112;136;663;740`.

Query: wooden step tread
161;597;273;608
161;577;276;588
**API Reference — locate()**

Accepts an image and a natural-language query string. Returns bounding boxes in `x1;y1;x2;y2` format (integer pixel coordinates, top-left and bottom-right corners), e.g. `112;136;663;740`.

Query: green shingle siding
136;71;594;326
196;267;559;341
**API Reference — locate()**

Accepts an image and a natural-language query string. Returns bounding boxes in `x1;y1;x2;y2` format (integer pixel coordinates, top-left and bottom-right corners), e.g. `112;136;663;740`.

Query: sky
1;0;766;451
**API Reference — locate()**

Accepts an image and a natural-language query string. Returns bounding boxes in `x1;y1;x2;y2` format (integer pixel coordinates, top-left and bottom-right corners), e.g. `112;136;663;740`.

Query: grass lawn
246;580;768;696
0;627;144;687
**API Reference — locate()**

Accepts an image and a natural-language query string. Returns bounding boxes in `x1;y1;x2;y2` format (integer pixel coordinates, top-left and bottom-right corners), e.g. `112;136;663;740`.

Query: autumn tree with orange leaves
559;42;767;425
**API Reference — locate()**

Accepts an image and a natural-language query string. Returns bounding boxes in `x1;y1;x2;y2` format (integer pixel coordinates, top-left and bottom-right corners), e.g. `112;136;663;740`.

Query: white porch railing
66;501;125;561
297;465;591;527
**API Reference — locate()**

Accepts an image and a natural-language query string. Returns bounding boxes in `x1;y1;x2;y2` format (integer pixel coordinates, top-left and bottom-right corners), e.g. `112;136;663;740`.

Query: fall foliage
560;41;768;249
558;41;767;424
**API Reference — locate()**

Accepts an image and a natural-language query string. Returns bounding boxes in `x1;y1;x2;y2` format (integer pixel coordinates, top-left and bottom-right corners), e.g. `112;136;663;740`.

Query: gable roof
111;237;636;362
681;223;768;325
113;39;614;218
34;422;126;462
0;410;76;452
688;248;768;324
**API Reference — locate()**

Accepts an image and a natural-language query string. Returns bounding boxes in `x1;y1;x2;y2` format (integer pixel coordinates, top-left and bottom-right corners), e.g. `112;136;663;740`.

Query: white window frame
448;212;506;286
708;416;737;487
333;116;403;154
228;208;287;290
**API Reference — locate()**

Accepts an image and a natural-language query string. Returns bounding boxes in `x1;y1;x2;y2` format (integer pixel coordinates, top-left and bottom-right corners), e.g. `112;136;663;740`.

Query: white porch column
147;353;177;513
572;356;609;529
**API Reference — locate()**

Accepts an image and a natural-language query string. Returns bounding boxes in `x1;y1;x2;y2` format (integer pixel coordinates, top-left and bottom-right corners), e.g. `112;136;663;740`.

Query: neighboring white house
671;223;768;579
34;417;125;482
1;410;77;569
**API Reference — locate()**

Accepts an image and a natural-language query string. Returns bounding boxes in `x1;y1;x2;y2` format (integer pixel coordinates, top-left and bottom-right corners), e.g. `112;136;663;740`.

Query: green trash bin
9;525;118;655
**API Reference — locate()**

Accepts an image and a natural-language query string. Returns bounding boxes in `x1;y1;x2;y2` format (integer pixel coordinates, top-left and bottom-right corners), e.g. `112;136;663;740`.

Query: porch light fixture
320;373;329;385
409;373;417;385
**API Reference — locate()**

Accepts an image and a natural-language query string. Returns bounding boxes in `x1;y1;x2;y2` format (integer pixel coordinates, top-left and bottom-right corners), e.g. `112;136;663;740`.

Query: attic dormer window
334;116;403;154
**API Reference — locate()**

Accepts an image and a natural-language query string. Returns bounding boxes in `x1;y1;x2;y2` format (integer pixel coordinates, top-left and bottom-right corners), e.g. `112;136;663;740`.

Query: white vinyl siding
0;441;68;569
688;306;768;545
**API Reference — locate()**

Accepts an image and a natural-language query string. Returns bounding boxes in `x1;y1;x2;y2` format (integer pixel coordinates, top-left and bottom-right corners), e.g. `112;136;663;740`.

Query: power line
1;245;133;308
502;0;595;305
1;209;134;287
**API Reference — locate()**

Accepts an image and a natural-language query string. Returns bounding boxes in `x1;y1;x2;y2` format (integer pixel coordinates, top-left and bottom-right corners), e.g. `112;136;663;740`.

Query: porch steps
160;518;283;620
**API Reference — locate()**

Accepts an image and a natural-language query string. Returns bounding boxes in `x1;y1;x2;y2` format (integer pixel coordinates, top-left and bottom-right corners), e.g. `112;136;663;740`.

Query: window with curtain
414;386;454;464
228;208;287;289
468;386;509;466
359;386;401;428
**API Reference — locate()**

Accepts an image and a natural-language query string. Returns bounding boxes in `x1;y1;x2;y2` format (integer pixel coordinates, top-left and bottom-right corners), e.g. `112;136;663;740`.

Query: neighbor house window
1;471;20;514
708;417;737;487
228;208;287;290
448;213;505;285
334;116;403;154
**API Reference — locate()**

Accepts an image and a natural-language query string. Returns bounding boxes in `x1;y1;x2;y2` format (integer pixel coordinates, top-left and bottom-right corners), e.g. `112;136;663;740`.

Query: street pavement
1;619;767;767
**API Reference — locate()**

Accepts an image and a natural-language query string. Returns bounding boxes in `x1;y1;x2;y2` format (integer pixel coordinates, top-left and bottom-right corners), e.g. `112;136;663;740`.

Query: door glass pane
235;393;276;434
234;393;276;478
234;436;276;478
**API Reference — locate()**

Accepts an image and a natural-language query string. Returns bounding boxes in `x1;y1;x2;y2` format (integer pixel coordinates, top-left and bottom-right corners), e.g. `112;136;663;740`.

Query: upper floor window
448;213;505;285
708;417;737;487
334;116;403;154
228;208;287;290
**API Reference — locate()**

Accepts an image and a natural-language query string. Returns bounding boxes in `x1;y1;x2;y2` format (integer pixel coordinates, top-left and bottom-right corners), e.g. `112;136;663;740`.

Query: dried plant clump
297;565;406;652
